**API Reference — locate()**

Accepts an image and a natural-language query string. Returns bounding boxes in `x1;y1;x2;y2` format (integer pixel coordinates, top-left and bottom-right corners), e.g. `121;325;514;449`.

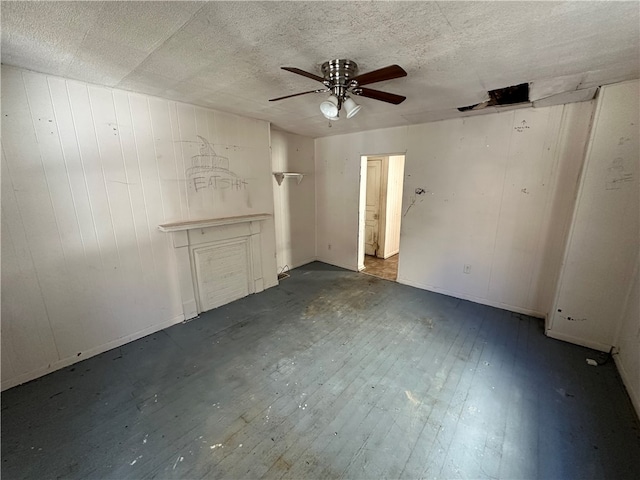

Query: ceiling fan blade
351;64;407;86
356;87;406;105
281;67;326;83
269;89;325;102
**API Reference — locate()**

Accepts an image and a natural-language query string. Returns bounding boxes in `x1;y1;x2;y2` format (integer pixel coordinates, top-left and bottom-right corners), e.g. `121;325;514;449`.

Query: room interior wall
615;255;640;417
316;127;409;271
1;66;277;390
548;80;639;352
271;129;316;272
315;102;594;317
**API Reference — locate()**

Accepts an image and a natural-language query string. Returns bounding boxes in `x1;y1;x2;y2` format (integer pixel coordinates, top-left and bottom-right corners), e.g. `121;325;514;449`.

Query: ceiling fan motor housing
321;59;359;99
270;60;406;107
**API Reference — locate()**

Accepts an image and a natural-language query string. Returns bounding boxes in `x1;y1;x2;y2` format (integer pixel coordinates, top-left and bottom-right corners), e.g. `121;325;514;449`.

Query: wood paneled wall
1;66;277;390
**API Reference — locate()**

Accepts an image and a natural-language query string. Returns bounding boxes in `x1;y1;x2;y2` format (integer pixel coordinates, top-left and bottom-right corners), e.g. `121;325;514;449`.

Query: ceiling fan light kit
343;97;362;119
270;59;407;121
320;95;340;119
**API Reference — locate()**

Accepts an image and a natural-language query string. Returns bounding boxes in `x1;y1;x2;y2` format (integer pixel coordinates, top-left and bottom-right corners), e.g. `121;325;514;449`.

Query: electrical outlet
463;264;471;274
328;243;332;250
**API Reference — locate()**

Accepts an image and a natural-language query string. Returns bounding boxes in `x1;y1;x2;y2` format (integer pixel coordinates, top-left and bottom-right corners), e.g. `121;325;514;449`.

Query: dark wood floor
2;262;639;479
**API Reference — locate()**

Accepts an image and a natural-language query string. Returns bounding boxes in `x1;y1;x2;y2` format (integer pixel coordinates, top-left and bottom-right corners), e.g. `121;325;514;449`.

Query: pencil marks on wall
513;120;531;133
184;136;248;193
606;157;633;190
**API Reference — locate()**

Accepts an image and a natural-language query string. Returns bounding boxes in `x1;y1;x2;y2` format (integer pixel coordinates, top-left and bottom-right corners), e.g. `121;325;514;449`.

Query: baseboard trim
289;257;319;270
315;257;358;272
396;276;546;319
614;354;640;419
1;314;185;392
544;329;612;353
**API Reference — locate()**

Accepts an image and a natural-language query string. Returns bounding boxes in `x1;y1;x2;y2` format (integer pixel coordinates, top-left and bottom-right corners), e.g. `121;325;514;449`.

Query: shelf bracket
273;172;304;185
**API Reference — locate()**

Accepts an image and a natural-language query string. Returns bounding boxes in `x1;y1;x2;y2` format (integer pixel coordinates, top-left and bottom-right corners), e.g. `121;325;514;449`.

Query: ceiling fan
269;59;407;120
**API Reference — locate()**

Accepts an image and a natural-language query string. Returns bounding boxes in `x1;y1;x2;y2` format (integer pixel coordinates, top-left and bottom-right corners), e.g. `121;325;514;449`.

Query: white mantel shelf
158;214;271;232
158;213;271;321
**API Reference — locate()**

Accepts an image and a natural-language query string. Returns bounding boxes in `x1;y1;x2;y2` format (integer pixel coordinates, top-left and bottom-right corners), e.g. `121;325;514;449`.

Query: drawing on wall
513;120;530;133
185;136;248;192
606;157;633;190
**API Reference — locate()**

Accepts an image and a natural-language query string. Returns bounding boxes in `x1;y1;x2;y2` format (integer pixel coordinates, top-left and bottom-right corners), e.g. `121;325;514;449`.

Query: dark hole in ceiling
458;83;530;112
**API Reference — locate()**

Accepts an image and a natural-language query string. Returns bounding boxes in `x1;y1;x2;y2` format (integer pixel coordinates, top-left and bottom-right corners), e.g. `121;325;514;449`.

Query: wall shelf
273;172;304;186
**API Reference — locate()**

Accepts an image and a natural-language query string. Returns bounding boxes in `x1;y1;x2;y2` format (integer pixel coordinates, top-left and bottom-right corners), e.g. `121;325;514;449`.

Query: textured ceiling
2;1;639;138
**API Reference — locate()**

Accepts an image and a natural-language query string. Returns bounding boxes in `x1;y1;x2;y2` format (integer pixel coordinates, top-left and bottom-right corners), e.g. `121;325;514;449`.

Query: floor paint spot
405;390;420;406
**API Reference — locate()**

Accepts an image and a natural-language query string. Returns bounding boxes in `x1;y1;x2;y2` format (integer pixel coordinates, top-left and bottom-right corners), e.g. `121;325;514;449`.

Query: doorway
358;154;405;281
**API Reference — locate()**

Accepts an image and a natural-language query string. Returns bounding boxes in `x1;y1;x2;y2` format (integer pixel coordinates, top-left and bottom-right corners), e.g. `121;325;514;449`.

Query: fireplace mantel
158;214;271;320
158;213;271;232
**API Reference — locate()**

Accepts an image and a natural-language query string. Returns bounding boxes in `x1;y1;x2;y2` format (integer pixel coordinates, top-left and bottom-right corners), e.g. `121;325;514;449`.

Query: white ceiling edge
533;87;598;108
529;73;585;102
0;63;621;140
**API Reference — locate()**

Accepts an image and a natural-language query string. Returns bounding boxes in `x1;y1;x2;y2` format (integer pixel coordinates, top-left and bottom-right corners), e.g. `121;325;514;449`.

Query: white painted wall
548;81;639;351
271;129;316;272
615;255;640;417
1;66;277;390
315;102;594;317
401;104;595;316
317;127;409;271
382;155;405;259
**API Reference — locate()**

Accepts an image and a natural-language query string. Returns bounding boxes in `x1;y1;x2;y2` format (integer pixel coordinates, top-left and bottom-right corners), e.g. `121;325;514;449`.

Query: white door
365;159;382;256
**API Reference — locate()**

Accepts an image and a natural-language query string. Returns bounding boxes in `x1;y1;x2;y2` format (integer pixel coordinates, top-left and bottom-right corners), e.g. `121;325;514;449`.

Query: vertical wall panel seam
127;93;158;272
168;102;185;219
485;111;517;300
525;107;565;311
2;152;36;374
147;98;167;222
524;109;554;304
66;80;104;269
23;73;68;266
176;103;191;219
110;91;144;273
87;87;122;267
46;77;87;261
527;105;569;316
147;98;173;276
1;192;24;378
9;75;61;360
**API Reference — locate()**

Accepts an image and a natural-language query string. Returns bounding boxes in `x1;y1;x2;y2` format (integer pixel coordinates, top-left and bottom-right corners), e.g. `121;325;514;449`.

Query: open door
365;159;382;256
359;154;405;280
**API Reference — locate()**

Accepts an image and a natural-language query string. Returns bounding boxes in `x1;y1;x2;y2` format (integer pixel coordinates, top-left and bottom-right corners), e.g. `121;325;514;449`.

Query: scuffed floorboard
2;262;639;479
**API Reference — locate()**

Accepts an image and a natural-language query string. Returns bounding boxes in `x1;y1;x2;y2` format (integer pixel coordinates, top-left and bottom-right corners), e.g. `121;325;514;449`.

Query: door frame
358;152;406;272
